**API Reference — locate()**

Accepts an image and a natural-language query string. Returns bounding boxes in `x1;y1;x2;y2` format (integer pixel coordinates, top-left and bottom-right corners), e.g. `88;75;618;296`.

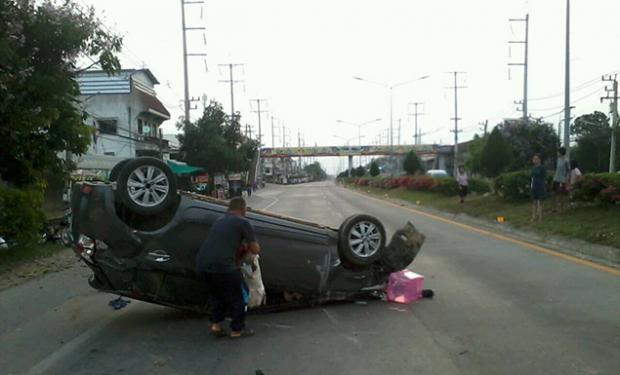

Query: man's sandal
229;328;255;339
210;328;228;338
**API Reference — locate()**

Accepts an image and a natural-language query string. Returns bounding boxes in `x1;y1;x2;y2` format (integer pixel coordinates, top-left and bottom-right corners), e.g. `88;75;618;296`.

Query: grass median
345;184;620;249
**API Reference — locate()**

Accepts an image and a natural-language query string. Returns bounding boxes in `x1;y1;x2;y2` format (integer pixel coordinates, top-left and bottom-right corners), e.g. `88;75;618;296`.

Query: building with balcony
74;69;171;172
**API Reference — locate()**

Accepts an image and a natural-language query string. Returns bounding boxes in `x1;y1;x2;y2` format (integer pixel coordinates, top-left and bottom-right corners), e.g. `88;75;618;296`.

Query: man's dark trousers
203;270;246;331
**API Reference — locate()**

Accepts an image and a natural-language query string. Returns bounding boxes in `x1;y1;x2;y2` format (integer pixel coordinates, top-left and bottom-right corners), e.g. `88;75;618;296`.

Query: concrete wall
80;93;138;158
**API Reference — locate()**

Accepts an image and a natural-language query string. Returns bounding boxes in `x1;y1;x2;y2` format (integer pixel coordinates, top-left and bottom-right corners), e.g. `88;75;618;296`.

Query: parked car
425;169;449;179
71;157;425;313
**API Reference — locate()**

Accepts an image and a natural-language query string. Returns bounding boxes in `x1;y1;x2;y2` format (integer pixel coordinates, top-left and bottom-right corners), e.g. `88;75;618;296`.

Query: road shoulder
343;185;620;270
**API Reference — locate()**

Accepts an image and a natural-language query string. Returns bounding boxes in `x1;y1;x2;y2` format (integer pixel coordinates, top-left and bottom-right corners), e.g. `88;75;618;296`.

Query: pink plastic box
386;270;425;304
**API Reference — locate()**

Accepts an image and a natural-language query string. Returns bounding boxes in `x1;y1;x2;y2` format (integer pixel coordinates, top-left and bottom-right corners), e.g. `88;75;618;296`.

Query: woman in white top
569;160;582;186
457;165;469;204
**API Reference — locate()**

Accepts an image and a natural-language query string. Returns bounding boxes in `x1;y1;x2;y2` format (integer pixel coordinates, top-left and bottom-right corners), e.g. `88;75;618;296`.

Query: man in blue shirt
196;197;261;338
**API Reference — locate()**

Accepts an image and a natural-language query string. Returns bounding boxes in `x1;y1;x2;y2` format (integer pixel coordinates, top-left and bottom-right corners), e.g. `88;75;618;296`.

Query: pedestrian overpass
260;144;440;174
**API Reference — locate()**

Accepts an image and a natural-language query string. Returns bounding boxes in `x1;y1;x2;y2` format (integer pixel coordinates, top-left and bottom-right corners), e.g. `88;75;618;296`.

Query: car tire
116;157;177;216
109;159;131;182
337;214;386;267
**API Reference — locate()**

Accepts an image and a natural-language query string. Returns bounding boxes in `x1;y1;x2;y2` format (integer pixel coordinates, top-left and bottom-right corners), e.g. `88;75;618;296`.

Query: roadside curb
346;186;620;269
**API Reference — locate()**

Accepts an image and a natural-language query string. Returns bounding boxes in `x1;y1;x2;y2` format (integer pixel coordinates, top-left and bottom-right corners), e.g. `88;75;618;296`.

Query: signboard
214;175;226;185
228;173;242;181
193;174;209;183
260;144;435;158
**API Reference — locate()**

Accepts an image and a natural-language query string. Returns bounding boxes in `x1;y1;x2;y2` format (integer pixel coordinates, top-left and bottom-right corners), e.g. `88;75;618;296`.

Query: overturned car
71;157;425;312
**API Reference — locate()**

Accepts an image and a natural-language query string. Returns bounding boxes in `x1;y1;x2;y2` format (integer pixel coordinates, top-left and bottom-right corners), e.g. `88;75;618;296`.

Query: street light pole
354;75;429;175
336;118;381;167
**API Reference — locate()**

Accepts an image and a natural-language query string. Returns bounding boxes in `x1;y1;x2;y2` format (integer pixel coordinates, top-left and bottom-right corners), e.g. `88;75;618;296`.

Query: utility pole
250;99;267;147
601;74;619;173
218;63;244;120
479;120;489;136
509;14;529;124
563;0;571;157
447;72;466;176
397;119;402;145
250;99;267;181
408;102;424;145
297;129;302;171
180;0;207;123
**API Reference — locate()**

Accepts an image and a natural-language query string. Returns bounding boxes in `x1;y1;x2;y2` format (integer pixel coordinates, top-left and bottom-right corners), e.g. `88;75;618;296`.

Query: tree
0;0;122;187
303;162;327;181
480;127;513;177
498;118;558;171
464;134;488;175
178;102;258;177
403;150;423;175
354;166;366;177
369;161;380;176
571;111;620;172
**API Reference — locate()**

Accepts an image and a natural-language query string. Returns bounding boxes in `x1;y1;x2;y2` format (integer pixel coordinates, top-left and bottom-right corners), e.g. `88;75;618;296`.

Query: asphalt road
1;181;619;375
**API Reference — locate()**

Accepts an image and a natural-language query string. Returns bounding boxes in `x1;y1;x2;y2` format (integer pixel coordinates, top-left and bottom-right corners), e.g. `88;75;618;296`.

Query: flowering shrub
572;173;620;204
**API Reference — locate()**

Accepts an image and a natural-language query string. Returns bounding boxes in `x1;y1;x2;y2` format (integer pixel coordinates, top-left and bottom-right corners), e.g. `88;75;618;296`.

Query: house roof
137;89;171;119
79;68;160;84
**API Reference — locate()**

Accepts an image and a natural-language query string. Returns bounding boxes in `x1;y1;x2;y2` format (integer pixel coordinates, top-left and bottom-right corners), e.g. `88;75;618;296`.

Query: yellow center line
346;187;620;277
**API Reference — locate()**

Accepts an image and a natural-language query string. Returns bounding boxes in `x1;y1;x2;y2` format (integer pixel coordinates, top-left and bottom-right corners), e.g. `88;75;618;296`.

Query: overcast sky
81;0;620;173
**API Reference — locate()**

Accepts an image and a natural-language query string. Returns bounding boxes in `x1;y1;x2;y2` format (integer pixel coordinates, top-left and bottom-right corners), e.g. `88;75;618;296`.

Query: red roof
137;89;170;119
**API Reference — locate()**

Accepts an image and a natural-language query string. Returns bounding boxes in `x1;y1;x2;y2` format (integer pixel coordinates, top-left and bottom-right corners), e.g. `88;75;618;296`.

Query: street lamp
337;118;381;167
354;75;430;174
333;134;363;177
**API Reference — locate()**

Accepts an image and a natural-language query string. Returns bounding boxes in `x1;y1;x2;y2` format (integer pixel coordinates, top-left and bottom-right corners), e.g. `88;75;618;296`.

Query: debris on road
422;289;435;299
108;296;131;310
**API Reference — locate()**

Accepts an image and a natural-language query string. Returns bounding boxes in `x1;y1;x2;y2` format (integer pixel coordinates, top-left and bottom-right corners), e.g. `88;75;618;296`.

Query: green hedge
0;185;46;248
494;170;553;201
468;177;491;194
347;175;491;197
431;178;459;196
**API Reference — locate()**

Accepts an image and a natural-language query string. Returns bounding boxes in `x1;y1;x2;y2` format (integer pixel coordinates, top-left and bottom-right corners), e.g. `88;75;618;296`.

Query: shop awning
166;160;203;175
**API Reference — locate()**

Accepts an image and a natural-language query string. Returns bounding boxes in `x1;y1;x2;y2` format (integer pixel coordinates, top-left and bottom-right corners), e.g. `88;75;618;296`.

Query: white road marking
322;308;338;325
262;196;279;211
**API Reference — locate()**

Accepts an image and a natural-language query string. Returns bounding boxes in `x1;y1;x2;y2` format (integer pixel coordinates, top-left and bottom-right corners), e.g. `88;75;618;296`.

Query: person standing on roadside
552;146;570;213
456;165;469;204
568;160;583;205
195;197;261;339
531;154;546;222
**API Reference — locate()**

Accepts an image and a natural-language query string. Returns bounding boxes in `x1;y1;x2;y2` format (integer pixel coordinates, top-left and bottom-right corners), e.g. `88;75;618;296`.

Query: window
97;119;118;134
104;151;115;156
138;119;143;135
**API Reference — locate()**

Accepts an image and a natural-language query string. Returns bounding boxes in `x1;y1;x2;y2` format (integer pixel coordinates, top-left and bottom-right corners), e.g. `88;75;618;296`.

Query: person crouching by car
456;165;469;204
195;197;261;339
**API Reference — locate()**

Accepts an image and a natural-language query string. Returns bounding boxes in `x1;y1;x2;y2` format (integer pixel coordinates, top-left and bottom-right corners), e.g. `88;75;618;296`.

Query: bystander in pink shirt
457;171;469;186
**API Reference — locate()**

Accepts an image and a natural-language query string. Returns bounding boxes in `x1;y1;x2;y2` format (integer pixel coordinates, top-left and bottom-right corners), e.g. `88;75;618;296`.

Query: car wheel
116;157;177;216
109;159;131;182
337;214;386;267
